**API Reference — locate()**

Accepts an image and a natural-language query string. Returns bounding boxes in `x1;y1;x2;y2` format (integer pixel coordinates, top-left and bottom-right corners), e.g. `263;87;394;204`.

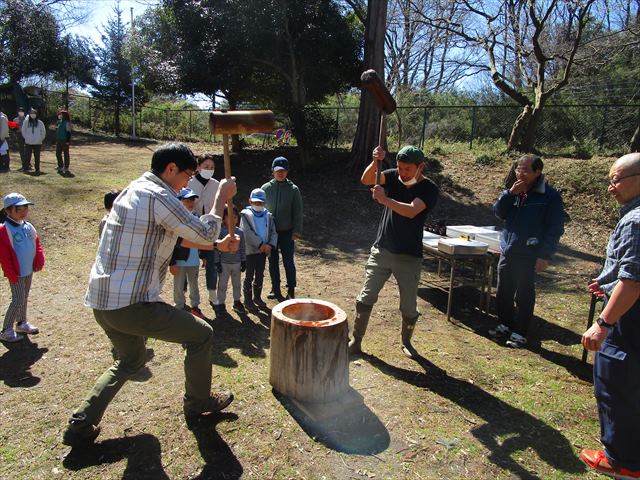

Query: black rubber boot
243;286;256;310
348;302;373;354
286;287;295;300
401;314;420;358
253;285;267;308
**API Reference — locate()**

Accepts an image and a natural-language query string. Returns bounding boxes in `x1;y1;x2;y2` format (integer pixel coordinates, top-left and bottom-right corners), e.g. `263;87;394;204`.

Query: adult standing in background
580;153;640;479
0;109;9;172
188;153;220;309
489;154;565;348
55;110;72;174
12;107;26;168
262;156;303;301
21;108;46;175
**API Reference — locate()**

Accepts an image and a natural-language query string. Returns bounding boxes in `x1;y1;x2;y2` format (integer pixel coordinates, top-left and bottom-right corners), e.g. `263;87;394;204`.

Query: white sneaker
489;323;510;338
0;328;24;342
506;332;527;348
15;321;39;334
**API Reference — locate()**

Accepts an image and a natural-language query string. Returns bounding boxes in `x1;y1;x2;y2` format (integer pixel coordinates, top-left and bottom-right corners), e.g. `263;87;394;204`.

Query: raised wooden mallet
360;69;397;184
209;110;275;232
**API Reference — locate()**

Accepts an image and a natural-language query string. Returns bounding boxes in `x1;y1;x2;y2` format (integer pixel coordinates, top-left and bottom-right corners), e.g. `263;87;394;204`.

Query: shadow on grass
273;388;390;455
63;433;169;479
418;286;593;382
209;309;270;368
0;338;48;387
186;412;243;480
361;352;586;479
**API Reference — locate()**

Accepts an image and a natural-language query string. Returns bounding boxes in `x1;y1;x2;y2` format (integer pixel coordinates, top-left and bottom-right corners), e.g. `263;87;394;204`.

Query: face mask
18;112;24;117
398;165;423;186
58;115;62;120
29;114;36;119
252;205;265;213
199;169;214;179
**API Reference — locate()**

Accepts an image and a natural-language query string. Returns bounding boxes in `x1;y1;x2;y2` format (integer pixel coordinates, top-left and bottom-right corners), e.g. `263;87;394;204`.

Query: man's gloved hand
241;261;246;272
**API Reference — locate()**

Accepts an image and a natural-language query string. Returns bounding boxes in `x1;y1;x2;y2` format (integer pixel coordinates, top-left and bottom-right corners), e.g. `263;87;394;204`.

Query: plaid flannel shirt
85;171;221;310
595;195;640;297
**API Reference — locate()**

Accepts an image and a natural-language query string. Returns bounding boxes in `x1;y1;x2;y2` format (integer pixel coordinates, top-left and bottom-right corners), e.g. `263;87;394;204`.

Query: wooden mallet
360;69;397;184
209;110;275;232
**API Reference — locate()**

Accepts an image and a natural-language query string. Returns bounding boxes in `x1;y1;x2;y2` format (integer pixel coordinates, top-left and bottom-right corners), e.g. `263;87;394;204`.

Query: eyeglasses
181;169;195;178
609;173;640;187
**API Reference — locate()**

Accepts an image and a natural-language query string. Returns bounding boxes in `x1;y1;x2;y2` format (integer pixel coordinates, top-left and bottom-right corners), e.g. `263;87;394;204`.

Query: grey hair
615;153;640;175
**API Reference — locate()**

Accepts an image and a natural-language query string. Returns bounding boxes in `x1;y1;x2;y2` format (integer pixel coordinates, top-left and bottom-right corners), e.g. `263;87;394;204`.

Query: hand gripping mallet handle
360;69;397;185
209;110;276;233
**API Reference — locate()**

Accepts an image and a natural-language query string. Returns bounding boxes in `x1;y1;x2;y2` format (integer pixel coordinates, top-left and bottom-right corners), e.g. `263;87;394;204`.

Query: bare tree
414;0;597;152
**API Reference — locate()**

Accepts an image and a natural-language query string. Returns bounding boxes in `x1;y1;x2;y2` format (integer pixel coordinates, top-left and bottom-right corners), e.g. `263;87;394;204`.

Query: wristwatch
596;316;614;329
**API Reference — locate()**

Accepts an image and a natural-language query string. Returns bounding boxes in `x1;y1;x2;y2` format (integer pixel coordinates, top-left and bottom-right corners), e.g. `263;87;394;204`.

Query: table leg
447;259;455;321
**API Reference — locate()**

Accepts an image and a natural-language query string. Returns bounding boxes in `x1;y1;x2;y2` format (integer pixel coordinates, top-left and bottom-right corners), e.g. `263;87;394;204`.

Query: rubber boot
401;314;420;359
286;287;295;300
267;287;284;301
253;285;266;308
348;302;373;354
243;285;256;311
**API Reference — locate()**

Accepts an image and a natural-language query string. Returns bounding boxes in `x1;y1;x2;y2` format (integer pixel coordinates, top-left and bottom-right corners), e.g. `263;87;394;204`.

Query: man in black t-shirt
351;145;439;358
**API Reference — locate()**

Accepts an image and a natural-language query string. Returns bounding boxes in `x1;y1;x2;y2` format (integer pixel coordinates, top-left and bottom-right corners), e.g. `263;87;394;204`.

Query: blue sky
67;0;150;45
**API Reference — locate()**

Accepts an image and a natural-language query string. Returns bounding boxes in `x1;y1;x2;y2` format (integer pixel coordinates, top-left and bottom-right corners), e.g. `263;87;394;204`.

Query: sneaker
62;414;101;447
211;302;226;316
62;168;69;174
506;332;527;348
233;301;246;313
267;290;284;301
183;391;234;418
15;321;39;334
488;323;510;338
254;297;267;308
190;307;209;320
0;328;24;343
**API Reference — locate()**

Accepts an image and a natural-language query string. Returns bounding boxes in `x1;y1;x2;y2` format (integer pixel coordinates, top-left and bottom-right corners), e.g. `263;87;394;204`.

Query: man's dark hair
515;154;544;172
197;153;215;165
151;143;197;175
103;189;120;210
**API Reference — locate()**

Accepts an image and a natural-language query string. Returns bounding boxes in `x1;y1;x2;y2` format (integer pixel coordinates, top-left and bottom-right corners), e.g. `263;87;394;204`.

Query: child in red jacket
0;193;45;342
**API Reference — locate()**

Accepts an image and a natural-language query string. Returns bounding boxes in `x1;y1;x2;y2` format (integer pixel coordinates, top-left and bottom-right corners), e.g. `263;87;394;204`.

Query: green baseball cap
396;145;425;165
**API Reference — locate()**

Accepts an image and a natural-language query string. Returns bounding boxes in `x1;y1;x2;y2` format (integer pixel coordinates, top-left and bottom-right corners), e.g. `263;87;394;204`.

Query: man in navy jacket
489;154;565;348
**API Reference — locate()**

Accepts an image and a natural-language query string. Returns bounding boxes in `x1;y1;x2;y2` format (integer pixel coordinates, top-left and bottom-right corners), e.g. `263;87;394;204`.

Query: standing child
55;110;72;174
170;188;207;320
187;154;220;310
21;108;46;174
99;189;120;237
240;188;277;310
213;207;246;315
0;193;45;342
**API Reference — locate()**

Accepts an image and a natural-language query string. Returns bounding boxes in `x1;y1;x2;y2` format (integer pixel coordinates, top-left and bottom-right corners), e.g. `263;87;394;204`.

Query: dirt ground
0;133;617;479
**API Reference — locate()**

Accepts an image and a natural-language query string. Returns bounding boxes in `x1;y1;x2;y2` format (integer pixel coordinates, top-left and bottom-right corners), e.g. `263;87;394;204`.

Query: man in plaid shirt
63;143;239;447
581;153;640;478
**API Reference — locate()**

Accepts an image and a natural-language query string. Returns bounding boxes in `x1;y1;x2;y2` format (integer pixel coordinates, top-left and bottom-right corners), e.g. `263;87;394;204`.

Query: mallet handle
375;113;385;185
222;133;233;234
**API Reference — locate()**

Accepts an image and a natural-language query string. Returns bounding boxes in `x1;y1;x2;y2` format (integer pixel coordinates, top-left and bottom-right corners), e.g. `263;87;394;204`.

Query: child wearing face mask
20;108;46;174
212;207;246;316
0;193;45;343
240;189;277;310
187;154;221;310
56;110;72;174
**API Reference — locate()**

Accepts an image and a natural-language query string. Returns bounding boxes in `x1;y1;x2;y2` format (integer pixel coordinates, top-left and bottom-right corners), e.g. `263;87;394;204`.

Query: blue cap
3;193;34;209
177;187;198;200
272;156;289;171
249;188;266;203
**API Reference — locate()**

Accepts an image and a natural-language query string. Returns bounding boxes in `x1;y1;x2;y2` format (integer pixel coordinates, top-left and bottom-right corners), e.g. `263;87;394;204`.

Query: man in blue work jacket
580;153;640;479
489;154;565;348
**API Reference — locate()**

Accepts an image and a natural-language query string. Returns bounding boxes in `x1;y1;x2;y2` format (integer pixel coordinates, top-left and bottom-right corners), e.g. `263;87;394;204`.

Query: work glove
241;261;246;272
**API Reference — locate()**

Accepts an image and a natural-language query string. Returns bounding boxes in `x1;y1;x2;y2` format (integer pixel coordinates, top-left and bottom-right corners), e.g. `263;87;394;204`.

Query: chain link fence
41;89;639;154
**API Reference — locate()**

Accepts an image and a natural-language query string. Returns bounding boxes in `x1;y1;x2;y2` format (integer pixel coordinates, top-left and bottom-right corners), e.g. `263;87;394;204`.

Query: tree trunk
269;299;349;403
507;104;532;151
630;123;640;153
349;0;388;173
517;104;544;153
115;102;121;137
